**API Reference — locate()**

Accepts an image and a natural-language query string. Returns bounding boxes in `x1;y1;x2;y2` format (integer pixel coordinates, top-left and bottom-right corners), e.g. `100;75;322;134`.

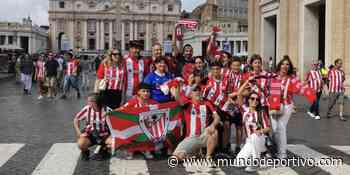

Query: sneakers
340;116;347;121
81;151;90;161
314;115;321;120
37;95;43;100
142;151;154;159
245;166;258;172
307;111;315;118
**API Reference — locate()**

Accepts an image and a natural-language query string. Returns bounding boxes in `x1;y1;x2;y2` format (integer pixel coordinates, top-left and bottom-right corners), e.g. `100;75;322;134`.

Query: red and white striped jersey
122;96;158;108
306;70;323;92
183;101;216;137
35;60;45;80
328;68;345;93
124;54;150;99
66;60;78;76
202;76;229;108
97;63;126;91
242;110;270;136
244;71;270;106
227;71;243;93
75;105;109;137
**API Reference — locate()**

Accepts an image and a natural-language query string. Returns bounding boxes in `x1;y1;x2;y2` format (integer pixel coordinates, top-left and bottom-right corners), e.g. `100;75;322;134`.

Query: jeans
21;73;32;91
63;75;79;94
309;91;322;116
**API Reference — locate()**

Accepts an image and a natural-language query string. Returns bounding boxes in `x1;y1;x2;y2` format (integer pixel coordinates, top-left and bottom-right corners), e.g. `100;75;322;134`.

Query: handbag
98;78;107;91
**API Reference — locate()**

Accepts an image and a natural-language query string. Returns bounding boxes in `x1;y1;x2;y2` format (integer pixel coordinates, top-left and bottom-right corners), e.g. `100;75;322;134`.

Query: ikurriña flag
106;102;183;152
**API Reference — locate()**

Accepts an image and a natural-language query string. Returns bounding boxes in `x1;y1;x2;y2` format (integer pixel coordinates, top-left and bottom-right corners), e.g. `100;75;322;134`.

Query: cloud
182;0;206;11
0;0;48;26
0;0;204;25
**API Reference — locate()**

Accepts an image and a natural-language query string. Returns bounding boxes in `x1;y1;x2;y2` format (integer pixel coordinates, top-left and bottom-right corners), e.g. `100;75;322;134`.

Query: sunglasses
249;97;259;101
111;53;120;56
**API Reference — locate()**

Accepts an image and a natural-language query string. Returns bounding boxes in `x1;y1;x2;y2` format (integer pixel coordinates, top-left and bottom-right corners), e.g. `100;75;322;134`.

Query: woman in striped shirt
96;49;126;109
235;90;271;172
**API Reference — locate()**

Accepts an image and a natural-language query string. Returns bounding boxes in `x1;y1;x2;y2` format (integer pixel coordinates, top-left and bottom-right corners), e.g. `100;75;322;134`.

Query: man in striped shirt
73;93;112;161
306;61;323;120
124;41;151;101
61;52;81;99
326;59;346;121
173;86;220;160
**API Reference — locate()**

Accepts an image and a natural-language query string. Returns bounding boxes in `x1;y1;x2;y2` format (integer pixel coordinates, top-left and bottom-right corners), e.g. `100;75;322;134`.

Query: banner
107;102;182;152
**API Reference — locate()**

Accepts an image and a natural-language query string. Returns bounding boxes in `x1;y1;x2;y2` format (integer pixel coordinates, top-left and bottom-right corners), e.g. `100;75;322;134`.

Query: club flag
300;86;317;104
268;79;282;110
289;77;316;104
106;102;183;152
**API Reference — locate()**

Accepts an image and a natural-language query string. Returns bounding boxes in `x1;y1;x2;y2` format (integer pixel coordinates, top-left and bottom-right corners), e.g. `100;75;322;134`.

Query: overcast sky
0;0;206;26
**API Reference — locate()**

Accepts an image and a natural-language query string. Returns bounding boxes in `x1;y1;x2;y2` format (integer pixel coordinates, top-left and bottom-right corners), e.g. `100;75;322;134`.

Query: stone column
28;36;32;54
17;35;21;47
100;21;105;50
109;21;113;49
145;22;151;51
121;22;125;52
96;20;100;50
130;21;134;41
82;20;88;50
134;21;138;40
158;22;164;45
69;20;74;50
5;35;8;45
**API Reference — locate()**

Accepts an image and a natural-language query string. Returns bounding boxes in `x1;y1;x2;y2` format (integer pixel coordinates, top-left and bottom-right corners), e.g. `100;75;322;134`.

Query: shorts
46;76;57;87
217;108;243;127
329;92;345;105
82;133;108;145
173;132;209;156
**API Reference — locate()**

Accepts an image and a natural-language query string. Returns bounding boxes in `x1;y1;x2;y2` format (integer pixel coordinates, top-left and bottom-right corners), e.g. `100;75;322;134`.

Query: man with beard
172;29;195;78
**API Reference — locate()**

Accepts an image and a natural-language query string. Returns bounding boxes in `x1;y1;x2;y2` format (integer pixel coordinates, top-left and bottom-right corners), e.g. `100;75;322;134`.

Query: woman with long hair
270;55;298;159
95;49;126;109
235;87;271;172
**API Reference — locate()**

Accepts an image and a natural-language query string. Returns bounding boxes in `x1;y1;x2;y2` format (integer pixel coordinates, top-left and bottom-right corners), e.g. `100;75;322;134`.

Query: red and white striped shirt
35;60;45;80
97;63;126;91
328;68;345;93
202;76;229;108
122;96;158;108
245;71;270;106
124;54;150;98
183;101;216;137
227;71;243;93
242;110;270;136
66;60;78;76
306;70;323;92
75;105;109;137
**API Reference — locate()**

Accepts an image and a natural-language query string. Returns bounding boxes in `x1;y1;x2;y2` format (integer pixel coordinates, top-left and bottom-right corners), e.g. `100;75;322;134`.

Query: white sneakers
245;166;258;172
37;95;43;100
307;111;315;118
314;116;321;120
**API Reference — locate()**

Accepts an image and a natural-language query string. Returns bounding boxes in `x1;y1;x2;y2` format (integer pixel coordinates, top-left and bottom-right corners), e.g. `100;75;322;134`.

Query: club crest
139;109;170;143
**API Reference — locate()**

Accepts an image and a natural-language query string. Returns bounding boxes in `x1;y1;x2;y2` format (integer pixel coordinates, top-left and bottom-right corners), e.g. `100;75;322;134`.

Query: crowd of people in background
4;27;346;172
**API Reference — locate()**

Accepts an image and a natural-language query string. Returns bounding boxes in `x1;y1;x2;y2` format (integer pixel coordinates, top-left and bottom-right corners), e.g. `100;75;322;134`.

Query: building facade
183;0;248;57
248;0;350;91
48;0;181;54
0;17;48;54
